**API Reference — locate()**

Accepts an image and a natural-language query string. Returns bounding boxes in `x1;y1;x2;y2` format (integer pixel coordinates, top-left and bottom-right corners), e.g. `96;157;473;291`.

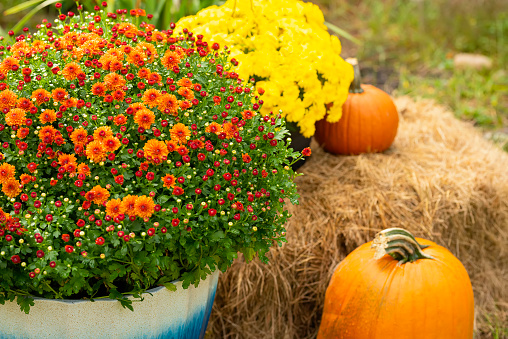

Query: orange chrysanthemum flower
205;122;222;134
114;114;127;125
86;140;106;163
129;102;146;113
70;127;88;146
241;110;255;119
177;86;194;100
109;59;123;72
111;90;126;101
137;68;151;79
144;139;169;164
130;8;146;16
93;126;113;142
126;49;144;65
62;31;79;44
98;54;116;71
103;47;125;59
89;185;110;205
161;50;181;70
39;109;57;124
31;40;48;53
0;57;19;75
134;108;155;129
91;83;106;97
77;163;91;176
31;89;51;105
38;125;57;143
62;62;82;80
0;89;18;111
177;77;193;88
134;195;155;219
136;42;156;62
157;93;179;115
106;198;126;218
17;98;34;112
16;127;29;139
58;153;77;167
179;100;192;110
148;72;161;83
188;139;204;149
10;41;30;58
2;179;21;198
20;174;32;185
63;98;78;108
152;31;166;43
0;163;16;184
103;137;121;153
174;46;187;58
5;108;26;126
169;123;190;144
166;140;177;152
162;174;176;189
223;122;238;139
103;72;126;90
52;88;68;103
121;195;138;217
139;162;149;172
242;153;252;163
142;89;161;108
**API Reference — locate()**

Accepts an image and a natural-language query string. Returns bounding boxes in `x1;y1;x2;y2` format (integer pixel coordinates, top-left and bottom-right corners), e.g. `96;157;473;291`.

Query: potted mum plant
0;3;308;338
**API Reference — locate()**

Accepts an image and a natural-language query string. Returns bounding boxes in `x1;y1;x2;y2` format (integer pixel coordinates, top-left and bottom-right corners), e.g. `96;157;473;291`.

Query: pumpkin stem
346;58;364;94
371;228;434;264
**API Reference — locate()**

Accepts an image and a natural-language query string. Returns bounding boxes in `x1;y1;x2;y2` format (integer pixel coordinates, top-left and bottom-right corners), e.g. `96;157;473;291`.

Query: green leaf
240;247;256;262
3;0;44;16
16;296;35;314
324;21;362;45
158;195;170;204
118;298;134;311
162;282;177;292
210;230;224;242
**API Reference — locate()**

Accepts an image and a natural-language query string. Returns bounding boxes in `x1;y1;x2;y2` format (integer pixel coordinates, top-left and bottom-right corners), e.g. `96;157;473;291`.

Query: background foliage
0;0;223;36
318;0;508;151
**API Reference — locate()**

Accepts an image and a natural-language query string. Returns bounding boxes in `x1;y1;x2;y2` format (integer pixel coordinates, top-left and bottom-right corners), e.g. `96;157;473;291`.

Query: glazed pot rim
27;285;167;304
23;271;218;305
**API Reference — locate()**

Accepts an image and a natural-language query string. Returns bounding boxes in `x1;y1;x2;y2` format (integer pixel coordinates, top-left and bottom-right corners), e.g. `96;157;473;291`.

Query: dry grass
206;97;508;338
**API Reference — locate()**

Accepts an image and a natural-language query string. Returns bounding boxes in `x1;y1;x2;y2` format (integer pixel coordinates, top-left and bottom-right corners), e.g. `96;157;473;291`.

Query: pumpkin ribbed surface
317;237;474;339
315;84;399;155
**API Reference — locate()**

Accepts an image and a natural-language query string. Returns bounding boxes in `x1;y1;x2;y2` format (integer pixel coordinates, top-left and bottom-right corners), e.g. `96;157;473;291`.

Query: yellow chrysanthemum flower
177;0;354;137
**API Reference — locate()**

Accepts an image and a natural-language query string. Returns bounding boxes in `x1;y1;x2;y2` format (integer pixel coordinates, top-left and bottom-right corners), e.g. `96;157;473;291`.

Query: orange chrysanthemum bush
0;3;308;313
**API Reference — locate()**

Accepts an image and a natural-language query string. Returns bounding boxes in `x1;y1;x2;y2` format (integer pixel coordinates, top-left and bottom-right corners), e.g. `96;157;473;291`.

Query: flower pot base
0;271;219;339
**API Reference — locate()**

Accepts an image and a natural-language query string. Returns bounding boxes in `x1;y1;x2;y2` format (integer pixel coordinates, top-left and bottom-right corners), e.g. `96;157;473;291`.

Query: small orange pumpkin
315;58;399;155
317;228;475;339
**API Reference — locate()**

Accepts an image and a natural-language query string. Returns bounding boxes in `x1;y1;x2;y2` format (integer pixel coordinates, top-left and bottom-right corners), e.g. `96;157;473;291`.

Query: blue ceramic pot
0;271;219;339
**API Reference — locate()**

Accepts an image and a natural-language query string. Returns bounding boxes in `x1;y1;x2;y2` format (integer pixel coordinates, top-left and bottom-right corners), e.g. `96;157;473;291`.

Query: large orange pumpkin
315;58;399;155
317;228;475;339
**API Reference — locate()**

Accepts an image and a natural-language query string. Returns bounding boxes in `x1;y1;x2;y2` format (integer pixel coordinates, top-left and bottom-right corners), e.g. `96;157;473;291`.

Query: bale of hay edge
207;97;508;338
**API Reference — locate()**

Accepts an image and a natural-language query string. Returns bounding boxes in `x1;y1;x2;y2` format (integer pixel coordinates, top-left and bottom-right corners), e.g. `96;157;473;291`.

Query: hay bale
207;97;508;338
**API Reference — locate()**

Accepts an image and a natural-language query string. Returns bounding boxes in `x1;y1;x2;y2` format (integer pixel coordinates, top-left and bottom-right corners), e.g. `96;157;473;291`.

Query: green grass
398;61;508;127
319;0;508;130
481;313;508;339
